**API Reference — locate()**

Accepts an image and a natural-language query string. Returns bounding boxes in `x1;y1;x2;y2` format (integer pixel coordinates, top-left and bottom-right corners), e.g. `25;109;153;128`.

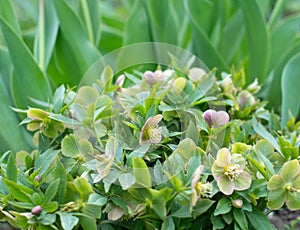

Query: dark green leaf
281;53;300;126
6;152;17;182
233;208;248;230
0;16;52;108
214;198;232;216
238;0;269;82
43;179;59;204
34;149;60;175
246;209;276;230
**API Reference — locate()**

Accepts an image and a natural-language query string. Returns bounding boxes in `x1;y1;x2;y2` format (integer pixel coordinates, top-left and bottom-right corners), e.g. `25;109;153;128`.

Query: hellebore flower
191;165;213;206
202;109;230;128
27;108;65;138
31;205;43;215
212;148;251;195
139;115;163;144
189;67;206;83
237;90;256;110
267;160;300;210
143;70;165;86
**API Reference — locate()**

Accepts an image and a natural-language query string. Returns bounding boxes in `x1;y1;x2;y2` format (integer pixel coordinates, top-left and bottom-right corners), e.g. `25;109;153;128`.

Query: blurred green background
1;0;300;153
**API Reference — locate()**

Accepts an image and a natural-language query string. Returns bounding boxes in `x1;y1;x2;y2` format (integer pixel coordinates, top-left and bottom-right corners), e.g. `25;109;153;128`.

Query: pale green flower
267;160;300;210
212;148;251;195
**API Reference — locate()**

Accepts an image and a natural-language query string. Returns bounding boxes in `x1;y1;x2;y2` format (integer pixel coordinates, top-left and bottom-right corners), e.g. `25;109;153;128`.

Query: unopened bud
232;199;243;208
34;175;41;182
203;109;230;128
31;205;43;215
172;77;186;95
143;70;165;86
237;90;256;110
189;68;206;83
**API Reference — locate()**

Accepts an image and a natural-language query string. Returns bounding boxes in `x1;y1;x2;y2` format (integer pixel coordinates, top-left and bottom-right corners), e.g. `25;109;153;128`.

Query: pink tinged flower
191;165;213;206
139;115;163;144
143;70;165;86
31;205;43;215
202;109;230;128
212;148;251;195
267;160;300;210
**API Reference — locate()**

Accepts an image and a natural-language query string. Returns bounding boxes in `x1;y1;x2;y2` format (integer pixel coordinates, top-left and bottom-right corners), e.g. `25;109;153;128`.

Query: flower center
149;128;162;144
195;182;212;197
224;164;241;181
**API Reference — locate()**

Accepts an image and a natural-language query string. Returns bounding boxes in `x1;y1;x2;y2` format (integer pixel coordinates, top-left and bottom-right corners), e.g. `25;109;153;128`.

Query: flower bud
143;70;165;86
237;90;256;110
172;77;186;95
34;175;41;182
221;75;234;94
232;199;243;208
31;205;43;215
247;78;261;94
203;109;230;128
189;68;206;83
116;74;125;87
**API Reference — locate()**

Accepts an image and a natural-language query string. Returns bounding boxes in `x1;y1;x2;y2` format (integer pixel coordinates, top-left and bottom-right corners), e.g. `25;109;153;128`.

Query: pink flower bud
31;205;43;215
34;175;41;182
143;70;165;86
203;109;230;128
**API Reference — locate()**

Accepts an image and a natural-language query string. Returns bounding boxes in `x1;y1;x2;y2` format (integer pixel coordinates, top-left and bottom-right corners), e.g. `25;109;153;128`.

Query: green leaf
0;16;52;108
184;0;228;72
171;205;191;218
192;199;215;216
43;179;59;204
150;189;167;220
246;209;276;230
43;202;58;213
252;117;282;156
233;208;248;230
54;160;67;203
59;212;79;230
34;149;60;175
33;0;59;70
6;152;17;182
61;134;81;158
238;0;269;82
2;178;34;202
118;173;136;190
161;217;175;230
87;193;107;206
53;0;101;76
281;53;300;127
73;177;93;202
132;157;152;188
0;0;21;35
39;213;56;226
214;198;232;216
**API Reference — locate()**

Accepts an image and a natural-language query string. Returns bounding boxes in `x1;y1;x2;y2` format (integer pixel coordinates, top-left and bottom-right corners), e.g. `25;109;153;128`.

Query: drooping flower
202;109;230;128
267;160;300;210
212;148;251;195
27;108;65;138
191;165;212;206
143;70;165;86
139;115;163;144
237;90;256;110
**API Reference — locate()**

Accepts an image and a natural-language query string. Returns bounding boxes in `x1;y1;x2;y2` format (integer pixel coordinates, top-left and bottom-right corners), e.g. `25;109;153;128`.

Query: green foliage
1;64;299;229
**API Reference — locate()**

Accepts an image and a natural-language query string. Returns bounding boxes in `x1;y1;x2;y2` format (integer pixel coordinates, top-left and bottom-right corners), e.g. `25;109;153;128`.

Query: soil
269;210;300;229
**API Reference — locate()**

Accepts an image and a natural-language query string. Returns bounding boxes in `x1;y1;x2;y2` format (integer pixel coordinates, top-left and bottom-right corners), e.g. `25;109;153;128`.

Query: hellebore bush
0;63;300;230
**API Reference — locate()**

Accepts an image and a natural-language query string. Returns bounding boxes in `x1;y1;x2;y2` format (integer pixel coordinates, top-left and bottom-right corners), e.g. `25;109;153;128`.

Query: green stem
80;0;94;44
38;0;45;70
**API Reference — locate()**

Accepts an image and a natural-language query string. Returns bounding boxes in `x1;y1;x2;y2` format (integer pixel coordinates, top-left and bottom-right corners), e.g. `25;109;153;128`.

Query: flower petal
217;176;234;195
234;172;251;191
212;163;224;180
216;148;231;167
281;160;300;183
286;192;300;210
214;111;230;127
146;114;163;127
267;174;284;190
267;189;286;210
